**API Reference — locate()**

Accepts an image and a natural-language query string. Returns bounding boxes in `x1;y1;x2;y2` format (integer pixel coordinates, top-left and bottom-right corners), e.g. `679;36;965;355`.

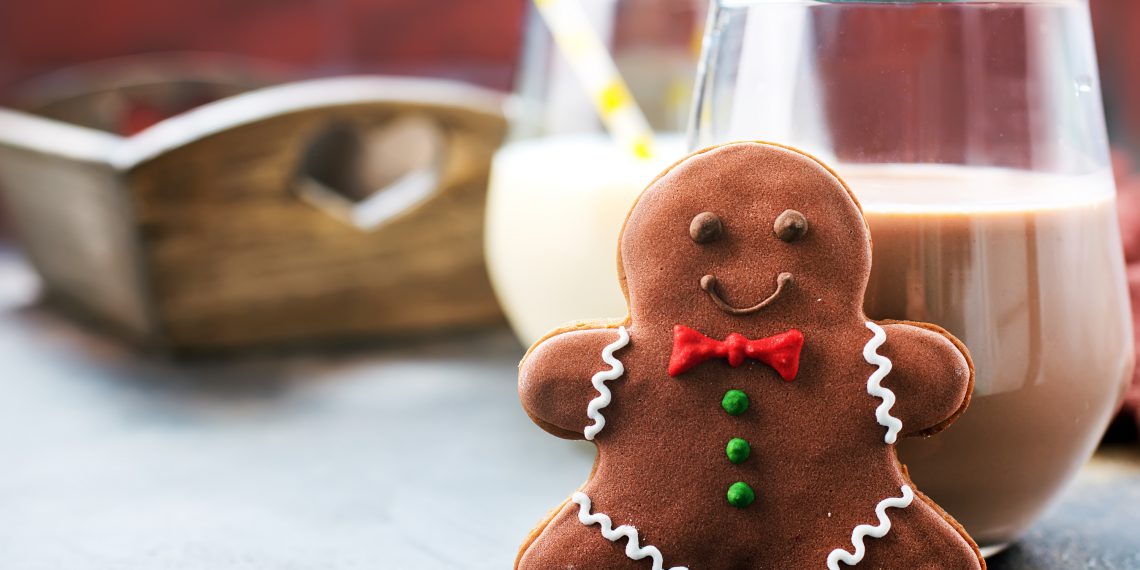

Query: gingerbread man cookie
516;142;984;569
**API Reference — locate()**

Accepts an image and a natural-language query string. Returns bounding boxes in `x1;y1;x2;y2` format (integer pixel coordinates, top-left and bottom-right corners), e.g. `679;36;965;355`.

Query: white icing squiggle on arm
583;326;630;440
863;321;902;444
826;485;915;569
571;492;687;570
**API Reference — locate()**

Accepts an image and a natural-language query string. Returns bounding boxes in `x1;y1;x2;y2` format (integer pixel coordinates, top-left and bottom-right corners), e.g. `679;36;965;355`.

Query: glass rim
715;0;1084;6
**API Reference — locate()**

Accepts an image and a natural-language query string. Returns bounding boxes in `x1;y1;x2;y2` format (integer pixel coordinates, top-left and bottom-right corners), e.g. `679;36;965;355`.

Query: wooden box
0;76;508;351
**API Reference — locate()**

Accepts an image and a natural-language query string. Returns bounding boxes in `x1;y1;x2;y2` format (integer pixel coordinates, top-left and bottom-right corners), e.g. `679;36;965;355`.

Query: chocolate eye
774;209;809;242
689;212;723;244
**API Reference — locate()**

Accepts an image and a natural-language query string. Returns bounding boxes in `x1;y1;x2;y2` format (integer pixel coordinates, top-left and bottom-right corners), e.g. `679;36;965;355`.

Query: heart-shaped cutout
295;114;446;230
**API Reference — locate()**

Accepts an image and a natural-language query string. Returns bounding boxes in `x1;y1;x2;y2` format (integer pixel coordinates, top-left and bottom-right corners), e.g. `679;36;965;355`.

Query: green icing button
726;481;755;508
721;389;749;416
726;438;751;464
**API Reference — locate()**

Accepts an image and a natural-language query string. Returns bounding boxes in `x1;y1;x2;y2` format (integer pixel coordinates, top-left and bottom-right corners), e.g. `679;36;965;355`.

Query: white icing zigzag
826;485;915;569
583;326;630;440
571;492;688;570
863;321;903;445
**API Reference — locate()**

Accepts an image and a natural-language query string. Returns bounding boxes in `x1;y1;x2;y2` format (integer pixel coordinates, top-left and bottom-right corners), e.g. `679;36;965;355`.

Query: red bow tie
668;325;804;379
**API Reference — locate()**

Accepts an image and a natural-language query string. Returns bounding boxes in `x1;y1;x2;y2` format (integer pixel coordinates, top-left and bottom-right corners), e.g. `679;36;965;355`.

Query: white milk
485;133;686;344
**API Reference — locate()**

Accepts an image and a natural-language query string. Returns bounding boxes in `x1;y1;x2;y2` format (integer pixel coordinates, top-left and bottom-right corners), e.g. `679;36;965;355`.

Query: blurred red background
1;0;1135;148
0;0;527;99
1093;0;1140;157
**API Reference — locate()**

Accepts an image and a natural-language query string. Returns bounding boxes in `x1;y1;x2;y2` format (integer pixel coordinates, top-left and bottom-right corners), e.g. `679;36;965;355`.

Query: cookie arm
877;322;974;438
519;327;630;440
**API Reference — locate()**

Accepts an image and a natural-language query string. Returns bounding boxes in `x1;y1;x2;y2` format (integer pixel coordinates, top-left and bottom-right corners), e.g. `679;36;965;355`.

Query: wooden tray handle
115;76;507;230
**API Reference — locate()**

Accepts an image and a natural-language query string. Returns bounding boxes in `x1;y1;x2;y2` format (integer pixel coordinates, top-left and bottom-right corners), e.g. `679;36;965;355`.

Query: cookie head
619;142;871;330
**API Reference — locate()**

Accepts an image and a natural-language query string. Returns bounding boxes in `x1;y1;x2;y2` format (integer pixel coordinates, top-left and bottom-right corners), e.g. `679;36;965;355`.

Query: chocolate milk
849;165;1134;547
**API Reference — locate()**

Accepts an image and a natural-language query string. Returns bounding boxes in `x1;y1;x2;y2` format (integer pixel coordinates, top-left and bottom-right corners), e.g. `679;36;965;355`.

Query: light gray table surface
1;249;1138;570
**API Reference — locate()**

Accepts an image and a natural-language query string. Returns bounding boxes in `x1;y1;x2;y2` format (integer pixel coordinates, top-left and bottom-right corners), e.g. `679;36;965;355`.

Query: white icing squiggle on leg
583;326;630;440
863;321;902;444
570;492;687;570
826;485;915;569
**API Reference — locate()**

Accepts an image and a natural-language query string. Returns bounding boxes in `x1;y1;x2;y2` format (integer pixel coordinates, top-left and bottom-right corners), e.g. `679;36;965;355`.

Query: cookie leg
855;497;983;570
517;504;654;570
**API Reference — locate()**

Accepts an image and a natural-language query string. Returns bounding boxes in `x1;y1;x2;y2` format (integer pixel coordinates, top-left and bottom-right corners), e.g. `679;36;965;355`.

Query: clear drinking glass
486;0;704;344
691;0;1134;555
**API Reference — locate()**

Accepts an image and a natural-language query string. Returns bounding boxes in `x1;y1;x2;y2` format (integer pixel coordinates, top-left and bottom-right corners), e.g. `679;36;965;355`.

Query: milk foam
841;163;1116;215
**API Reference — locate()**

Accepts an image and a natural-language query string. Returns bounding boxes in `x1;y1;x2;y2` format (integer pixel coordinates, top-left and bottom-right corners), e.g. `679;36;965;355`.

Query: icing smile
700;272;793;316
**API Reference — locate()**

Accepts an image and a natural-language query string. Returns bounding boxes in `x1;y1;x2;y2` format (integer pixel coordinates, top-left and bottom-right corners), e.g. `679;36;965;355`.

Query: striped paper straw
533;0;657;159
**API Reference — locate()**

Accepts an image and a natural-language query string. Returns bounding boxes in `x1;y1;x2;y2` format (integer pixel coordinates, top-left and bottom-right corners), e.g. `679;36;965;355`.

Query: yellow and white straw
534;0;656;159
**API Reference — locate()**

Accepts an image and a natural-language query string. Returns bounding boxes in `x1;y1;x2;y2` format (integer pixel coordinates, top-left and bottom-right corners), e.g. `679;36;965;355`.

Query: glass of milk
485;0;703;344
690;0;1133;556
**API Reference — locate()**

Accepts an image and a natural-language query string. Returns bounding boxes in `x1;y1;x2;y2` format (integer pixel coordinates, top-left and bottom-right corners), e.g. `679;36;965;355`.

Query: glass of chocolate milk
691;0;1134;555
